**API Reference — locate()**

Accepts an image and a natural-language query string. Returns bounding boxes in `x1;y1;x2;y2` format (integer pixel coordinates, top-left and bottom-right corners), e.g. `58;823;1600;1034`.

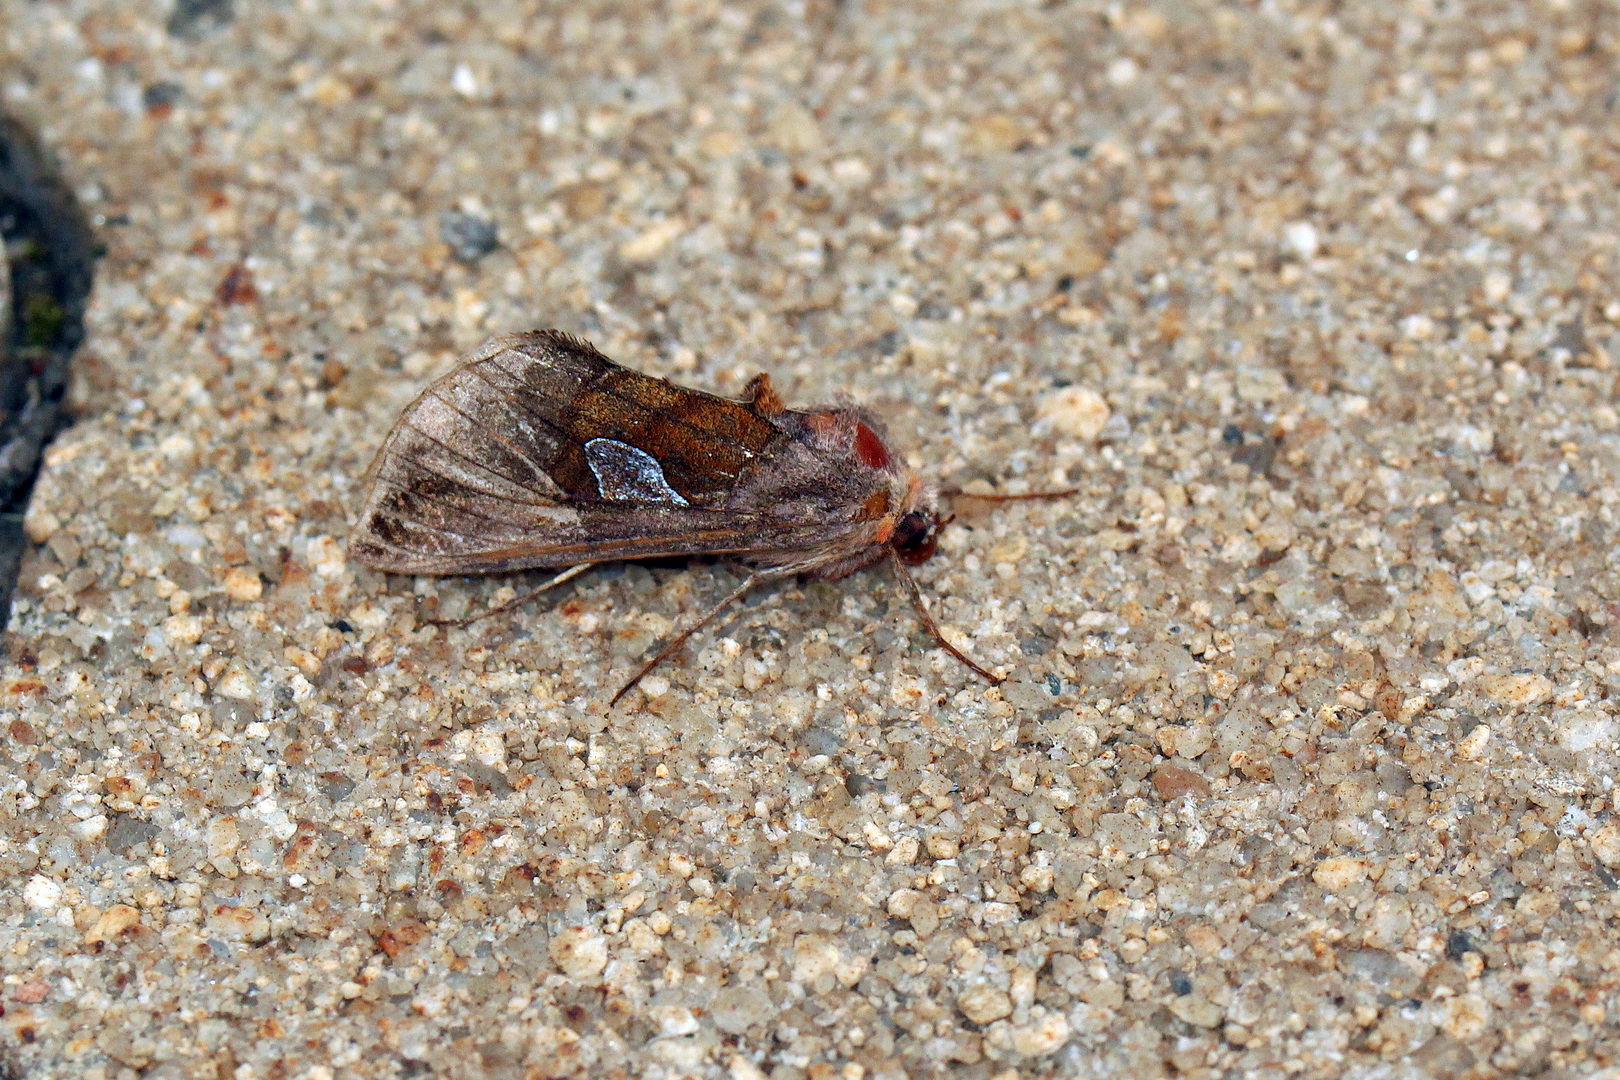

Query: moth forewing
350;328;1053;704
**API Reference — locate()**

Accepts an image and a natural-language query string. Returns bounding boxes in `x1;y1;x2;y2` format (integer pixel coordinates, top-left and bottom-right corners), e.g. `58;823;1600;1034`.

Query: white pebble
1458;722;1490;764
1010;1009;1071;1056
1312;856;1370;892
1482;673;1552;708
1039;386;1110;440
163;614;205;646
23;875;63;911
1282;220;1319;260
1559;710;1614;753
619;217;685;263
550;926;608;978
958;985;1013;1024
1589;821;1620;868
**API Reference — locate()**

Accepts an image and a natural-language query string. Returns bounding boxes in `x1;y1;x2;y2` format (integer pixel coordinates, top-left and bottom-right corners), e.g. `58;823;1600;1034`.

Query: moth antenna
938;487;1079;501
425;563;595;629
609;571;778;707
888;553;1003;686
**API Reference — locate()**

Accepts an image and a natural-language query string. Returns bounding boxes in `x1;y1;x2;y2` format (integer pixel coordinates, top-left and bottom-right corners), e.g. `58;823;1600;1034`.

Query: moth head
890;508;941;565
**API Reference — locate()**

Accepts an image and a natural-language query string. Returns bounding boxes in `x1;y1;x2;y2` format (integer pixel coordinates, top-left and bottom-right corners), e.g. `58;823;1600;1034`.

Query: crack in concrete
0;113;93;628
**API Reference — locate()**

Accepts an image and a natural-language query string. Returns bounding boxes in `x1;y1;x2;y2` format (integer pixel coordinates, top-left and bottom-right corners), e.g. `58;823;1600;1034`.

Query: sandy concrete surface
3;2;1620;1077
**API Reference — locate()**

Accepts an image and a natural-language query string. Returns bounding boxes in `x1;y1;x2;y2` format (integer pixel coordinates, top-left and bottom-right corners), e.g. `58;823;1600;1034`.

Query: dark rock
441;211;499;263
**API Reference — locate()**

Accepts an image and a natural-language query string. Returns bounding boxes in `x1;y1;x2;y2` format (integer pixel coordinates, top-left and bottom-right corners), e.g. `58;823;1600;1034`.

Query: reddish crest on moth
350;329;1072;705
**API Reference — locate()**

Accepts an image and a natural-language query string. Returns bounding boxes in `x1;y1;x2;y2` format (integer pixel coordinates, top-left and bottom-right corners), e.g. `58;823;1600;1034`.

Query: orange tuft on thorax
860;490;895;541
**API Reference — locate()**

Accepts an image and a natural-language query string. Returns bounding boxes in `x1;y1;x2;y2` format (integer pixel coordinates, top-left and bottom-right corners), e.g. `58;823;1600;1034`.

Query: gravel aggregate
3;2;1620;1078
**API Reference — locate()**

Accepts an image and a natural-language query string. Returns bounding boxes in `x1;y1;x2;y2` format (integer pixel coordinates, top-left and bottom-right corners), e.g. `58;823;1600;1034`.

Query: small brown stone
375;920;428;959
84;905;142;945
12;981;48;1004
1152;764;1212;800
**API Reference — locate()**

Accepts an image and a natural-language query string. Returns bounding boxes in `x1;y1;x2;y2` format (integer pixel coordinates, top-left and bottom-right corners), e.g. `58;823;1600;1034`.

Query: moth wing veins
351;333;615;573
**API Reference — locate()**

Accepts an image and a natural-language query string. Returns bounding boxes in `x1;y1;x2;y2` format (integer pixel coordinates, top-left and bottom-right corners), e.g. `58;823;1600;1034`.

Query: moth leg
609;570;781;707
426;562;595;629
744;372;786;418
888;553;1003;686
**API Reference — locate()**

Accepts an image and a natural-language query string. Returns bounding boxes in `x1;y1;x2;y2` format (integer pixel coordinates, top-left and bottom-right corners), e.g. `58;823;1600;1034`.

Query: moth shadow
408;555;749;630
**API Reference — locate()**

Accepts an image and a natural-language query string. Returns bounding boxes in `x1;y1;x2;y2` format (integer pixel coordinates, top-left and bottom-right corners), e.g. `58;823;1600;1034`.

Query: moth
350;329;1068;704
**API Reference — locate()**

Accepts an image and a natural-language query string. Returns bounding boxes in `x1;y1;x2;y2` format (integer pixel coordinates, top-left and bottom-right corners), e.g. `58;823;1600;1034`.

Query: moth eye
584;438;690;506
891;510;938;564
